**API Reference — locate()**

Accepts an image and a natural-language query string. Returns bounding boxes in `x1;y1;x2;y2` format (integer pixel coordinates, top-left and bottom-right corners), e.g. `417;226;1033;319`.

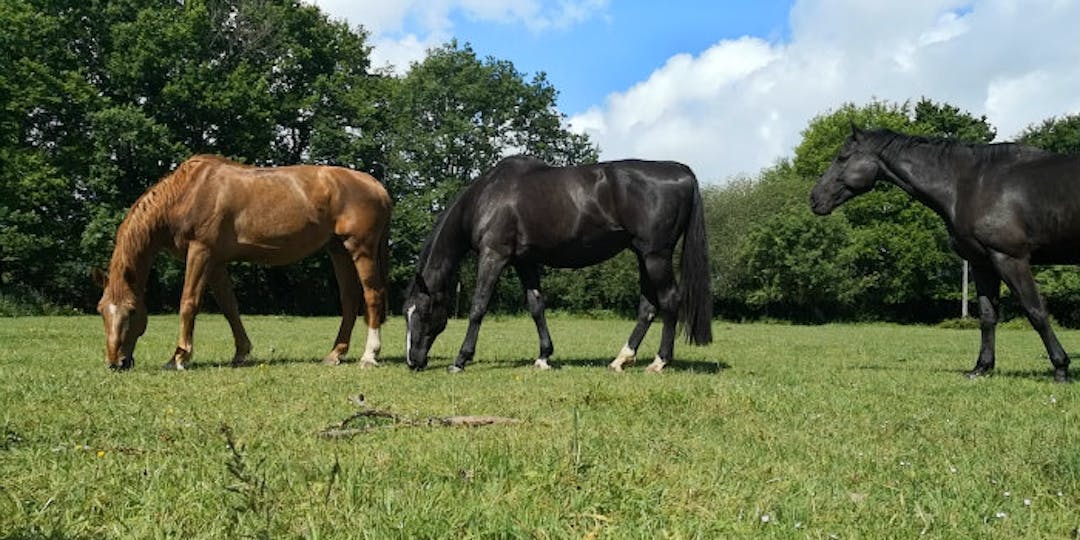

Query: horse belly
529;231;630;268
1031;243;1080;265
232;208;332;265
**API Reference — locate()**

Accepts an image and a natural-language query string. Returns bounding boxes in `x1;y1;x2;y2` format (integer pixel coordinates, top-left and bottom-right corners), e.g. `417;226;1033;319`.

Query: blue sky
428;2;795;115
313;1;1080;183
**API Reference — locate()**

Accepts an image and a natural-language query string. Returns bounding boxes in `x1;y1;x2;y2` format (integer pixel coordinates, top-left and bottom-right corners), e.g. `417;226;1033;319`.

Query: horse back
470;159;697;267
169;158;388;263
961;152;1080;262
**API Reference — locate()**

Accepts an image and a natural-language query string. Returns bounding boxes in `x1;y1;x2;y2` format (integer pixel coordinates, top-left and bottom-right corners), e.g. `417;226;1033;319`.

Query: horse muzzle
406;346;429;371
809;188;840;215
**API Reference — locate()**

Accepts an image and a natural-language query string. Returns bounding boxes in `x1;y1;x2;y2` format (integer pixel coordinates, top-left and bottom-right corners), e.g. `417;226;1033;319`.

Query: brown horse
93;155;391;371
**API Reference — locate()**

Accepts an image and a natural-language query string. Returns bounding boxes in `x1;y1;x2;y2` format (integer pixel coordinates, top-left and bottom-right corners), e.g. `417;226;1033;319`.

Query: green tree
1016;114;1080;155
705;160;806;315
0;0;102;303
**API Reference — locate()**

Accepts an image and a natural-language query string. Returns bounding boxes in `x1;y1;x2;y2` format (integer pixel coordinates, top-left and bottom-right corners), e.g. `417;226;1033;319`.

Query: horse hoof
110;357;134;371
447;365;464;374
161;360;184;371
645;357;667;373
965;368;991;379
534;358;551;370
358;359;379;370
1054;369;1070;383
322;357;341;366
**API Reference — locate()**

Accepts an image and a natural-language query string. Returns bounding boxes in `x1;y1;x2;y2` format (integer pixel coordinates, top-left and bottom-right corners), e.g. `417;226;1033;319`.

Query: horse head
810;124;882;215
93;268;147;371
403;275;449;370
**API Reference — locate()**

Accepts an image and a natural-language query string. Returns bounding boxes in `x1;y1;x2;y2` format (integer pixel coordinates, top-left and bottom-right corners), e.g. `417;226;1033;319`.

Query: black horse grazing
404;155;713;373
811;125;1080;382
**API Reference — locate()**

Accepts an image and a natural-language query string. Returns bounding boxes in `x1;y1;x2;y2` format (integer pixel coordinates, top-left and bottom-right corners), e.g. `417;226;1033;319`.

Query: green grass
2;315;1079;538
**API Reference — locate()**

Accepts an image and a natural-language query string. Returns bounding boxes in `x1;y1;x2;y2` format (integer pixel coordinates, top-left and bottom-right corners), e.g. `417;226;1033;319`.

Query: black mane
866;128;1053;162
407;155;549;298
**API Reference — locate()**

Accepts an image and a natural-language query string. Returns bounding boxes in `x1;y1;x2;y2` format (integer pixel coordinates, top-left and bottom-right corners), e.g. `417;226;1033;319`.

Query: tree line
3;0;1079;324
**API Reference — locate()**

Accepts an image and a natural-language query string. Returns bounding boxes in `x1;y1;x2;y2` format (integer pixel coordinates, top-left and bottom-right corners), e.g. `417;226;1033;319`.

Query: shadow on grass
188;355;410;370
850;362;1069;382
498;357;730;374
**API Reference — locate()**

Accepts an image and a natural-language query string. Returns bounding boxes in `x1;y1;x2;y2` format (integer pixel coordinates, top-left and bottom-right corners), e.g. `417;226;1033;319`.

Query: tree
0;0;102;302
737;207;852;321
1016;114;1080;155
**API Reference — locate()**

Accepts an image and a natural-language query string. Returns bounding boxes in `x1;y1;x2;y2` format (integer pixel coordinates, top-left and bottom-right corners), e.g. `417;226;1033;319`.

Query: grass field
1;314;1079;539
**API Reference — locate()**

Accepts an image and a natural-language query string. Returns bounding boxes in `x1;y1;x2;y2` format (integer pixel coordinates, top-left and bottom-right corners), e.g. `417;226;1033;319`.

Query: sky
309;0;1080;184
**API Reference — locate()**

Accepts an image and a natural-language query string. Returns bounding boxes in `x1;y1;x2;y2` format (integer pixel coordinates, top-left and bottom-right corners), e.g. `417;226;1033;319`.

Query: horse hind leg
641;252;678;374
209;266;252;366
991;253;1070;382
515;262;553;370
353;251;385;369
324;242;362;366
610;296;657;372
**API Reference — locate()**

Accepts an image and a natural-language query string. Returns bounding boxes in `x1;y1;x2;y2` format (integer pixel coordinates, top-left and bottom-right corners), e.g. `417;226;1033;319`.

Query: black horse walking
404;155;713;372
811;125;1080;382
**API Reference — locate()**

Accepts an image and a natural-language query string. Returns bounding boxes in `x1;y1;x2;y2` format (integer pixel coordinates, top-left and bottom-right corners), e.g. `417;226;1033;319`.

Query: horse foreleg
209;266;251;367
611;296;658;372
967;264;1000;378
169;244;213;370
642;253;678;373
991;253;1070;382
452;249;508;373
325;243;361;366
515;263;553;370
354;253;385;369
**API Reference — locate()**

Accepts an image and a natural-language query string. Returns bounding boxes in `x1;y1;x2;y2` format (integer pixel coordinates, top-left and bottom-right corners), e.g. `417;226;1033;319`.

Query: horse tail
679;177;713;345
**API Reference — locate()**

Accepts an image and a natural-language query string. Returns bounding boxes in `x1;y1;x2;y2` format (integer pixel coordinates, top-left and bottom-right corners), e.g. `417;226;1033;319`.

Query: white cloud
568;0;1080;183
310;0;609;73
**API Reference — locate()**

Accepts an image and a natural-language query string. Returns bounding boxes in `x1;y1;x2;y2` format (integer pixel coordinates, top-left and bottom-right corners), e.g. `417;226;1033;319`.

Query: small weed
220;424;275;540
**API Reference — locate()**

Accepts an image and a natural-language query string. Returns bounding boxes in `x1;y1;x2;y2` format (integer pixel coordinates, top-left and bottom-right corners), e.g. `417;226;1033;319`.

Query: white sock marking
360;327;381;366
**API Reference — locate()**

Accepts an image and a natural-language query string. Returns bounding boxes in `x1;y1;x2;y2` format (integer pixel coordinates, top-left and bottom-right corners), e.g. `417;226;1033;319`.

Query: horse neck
419;201;470;294
103;194;172;307
875;140;963;222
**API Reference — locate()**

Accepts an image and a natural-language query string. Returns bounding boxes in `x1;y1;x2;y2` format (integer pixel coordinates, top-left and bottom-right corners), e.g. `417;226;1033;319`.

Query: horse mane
104;155;231;296
867;128;1053;162
407;155;549;297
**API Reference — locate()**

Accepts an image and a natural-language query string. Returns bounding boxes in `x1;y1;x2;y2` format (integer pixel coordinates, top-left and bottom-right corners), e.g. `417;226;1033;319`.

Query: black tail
679;179;713;345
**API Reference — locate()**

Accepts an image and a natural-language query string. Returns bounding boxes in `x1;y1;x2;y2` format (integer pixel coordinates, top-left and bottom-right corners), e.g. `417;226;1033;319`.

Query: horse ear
91;267;108;289
413;273;429;295
850;121;862;139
